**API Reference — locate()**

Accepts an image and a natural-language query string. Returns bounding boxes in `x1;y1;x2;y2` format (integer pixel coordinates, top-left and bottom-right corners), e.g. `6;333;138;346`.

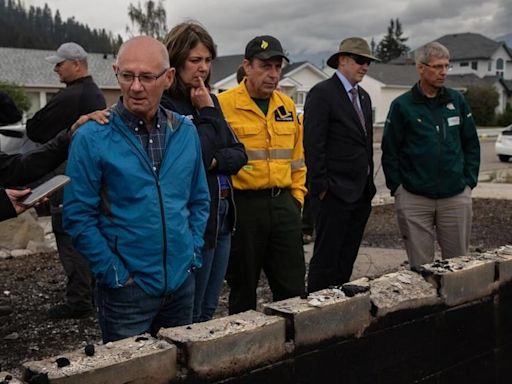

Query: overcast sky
25;0;511;62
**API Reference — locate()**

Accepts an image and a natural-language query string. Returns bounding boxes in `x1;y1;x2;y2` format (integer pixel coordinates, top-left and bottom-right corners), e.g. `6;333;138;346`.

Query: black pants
301;193;315;236
227;189;306;314
52;211;94;310
307;191;372;293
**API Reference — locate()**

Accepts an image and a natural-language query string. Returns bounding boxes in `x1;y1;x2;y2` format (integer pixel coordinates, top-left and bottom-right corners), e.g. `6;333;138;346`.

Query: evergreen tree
376;18;409;63
0;0;122;53
126;0;167;39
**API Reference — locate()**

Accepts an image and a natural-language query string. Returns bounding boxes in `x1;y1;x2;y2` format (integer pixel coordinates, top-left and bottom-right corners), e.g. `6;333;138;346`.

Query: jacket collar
234;81;286;117
411;81;453;105
65;75;92;87
113;98;169;133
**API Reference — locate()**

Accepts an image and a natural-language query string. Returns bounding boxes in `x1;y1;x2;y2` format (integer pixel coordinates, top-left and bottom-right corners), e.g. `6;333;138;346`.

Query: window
488;61;492;72
496;58;504;77
471;61;478;70
296;91;306;106
460;62;469;67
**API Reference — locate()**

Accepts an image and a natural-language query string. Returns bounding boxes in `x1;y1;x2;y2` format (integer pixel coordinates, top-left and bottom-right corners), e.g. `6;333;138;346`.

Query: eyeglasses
116;68;169;85
348;54;372;66
422;62;453;72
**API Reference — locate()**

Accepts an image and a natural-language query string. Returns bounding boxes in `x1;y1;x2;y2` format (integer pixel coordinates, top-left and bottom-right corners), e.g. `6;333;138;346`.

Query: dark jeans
227;189;306;314
52;211;93;310
307;191;372;293
193;198;231;322
95;272;195;343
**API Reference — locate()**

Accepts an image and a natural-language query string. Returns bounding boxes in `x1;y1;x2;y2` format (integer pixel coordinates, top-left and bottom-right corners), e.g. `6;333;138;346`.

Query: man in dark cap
218;35;307;313
303;37;379;292
25;42;106;319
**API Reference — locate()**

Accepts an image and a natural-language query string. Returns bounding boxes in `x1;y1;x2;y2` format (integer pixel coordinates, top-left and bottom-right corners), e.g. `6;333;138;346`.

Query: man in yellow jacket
218;35;307;314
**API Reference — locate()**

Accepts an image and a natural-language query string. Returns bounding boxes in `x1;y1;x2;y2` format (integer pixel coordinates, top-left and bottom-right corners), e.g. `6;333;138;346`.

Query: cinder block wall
10;248;512;384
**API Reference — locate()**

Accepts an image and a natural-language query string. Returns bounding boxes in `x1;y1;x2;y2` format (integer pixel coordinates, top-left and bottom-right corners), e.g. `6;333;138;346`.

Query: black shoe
0;305;13;316
48;304;92;319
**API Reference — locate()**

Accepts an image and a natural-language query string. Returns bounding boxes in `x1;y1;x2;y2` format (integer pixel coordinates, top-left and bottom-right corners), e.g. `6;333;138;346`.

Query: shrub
0;81;31;112
463;85;499;126
495;103;512;127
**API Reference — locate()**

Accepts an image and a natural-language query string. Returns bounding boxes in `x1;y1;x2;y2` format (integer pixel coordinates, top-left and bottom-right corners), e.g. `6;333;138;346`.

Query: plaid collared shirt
116;99;168;174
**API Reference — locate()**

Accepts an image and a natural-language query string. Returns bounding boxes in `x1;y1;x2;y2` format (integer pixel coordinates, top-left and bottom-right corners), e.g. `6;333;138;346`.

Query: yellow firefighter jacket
218;82;307;204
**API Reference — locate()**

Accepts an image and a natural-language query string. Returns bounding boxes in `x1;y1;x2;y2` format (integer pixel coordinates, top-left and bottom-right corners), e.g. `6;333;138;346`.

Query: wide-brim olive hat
326;37;380;68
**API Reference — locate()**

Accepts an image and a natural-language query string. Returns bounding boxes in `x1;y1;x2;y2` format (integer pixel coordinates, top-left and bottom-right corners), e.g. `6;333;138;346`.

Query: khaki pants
395;186;472;268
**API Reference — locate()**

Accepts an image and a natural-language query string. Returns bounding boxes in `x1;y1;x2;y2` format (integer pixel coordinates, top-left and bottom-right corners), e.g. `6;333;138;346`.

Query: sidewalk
303;242;407;280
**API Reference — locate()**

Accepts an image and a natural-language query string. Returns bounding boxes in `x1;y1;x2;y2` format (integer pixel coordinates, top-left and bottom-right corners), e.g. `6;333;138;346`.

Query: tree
0;1;121;52
370;37;376;56
376;18;409;63
495;103;512;127
464;85;499;126
0;81;31;112
126;0;167;39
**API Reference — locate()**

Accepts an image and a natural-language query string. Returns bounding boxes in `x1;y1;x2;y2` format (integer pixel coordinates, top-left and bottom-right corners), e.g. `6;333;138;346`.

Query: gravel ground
1;198;512;376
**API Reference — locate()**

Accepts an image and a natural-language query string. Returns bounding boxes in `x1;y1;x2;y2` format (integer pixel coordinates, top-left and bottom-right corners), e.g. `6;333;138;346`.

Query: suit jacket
0;189;16;222
304;74;376;203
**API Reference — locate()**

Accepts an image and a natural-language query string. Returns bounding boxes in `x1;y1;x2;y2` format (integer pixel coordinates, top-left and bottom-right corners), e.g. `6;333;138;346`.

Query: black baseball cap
245;35;289;62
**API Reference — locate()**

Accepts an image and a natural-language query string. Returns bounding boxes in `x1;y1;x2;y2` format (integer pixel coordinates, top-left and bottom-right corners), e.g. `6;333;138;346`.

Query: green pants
227;188;306;314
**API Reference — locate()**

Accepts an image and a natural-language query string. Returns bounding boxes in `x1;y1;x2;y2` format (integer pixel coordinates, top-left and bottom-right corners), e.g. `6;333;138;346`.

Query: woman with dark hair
162;21;247;322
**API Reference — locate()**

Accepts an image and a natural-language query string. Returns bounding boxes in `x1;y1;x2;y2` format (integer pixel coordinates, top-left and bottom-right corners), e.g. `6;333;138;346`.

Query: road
372;138;512;196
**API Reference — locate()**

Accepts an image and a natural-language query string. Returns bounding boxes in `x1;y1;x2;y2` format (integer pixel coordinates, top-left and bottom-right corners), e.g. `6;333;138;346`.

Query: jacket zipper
155;178;168;295
112;114;170;296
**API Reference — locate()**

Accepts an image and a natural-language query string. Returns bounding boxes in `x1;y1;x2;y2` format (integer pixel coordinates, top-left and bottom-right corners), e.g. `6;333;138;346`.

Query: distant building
0;47;119;119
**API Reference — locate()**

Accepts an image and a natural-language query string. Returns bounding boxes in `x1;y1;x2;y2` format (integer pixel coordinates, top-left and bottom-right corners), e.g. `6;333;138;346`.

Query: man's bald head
113;35;174;126
117;36;170;69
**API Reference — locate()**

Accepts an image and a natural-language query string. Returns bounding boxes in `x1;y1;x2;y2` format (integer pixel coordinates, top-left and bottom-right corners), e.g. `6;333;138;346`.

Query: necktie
350;87;366;135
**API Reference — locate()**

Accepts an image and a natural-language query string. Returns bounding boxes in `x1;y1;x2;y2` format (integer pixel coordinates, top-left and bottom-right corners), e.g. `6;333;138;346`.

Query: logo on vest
274;106;294;122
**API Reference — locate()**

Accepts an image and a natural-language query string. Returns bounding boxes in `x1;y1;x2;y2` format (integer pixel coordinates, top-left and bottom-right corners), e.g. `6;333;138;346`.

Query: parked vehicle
0;123;38;154
495;125;512;162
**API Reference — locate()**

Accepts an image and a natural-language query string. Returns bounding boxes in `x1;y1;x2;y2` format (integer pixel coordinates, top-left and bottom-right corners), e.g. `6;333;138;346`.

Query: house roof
367;63;418;86
211;54;244;85
282;61;307;76
391;33;512;64
366;63;501;91
435;33;511;61
0;47;119;89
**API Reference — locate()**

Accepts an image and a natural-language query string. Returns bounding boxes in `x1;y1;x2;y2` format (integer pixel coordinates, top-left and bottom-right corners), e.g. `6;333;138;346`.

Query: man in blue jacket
63;36;210;342
382;41;480;268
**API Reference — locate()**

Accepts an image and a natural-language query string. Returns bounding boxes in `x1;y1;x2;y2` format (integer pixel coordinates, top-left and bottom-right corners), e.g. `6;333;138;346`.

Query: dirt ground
1;198;512;375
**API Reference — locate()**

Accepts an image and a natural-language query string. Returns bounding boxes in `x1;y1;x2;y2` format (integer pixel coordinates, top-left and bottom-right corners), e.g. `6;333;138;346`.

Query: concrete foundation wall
9;247;512;384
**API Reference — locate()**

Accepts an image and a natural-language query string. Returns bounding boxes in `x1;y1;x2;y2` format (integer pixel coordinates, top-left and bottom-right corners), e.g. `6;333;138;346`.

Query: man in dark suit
303;37;378;293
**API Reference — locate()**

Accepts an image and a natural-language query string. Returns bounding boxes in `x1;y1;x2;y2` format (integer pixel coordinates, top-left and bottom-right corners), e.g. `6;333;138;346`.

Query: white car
0;123;39;154
495;125;512;162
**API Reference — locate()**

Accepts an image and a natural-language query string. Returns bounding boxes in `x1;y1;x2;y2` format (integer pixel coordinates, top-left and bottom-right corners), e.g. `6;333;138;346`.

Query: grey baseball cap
46;42;88;64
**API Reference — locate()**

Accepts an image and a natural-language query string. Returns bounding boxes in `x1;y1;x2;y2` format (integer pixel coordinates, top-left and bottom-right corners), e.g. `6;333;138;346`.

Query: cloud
24;0;510;57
